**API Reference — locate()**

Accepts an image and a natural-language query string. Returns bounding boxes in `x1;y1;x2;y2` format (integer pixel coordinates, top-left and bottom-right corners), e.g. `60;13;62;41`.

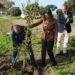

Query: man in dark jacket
56;4;73;56
11;25;35;65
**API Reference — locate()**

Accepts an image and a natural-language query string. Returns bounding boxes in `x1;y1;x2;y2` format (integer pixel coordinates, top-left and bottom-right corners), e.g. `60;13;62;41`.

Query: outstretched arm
29;18;43;28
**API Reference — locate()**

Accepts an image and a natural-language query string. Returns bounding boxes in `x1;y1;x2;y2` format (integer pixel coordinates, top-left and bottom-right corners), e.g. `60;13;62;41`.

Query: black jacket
57;10;73;33
65;11;73;33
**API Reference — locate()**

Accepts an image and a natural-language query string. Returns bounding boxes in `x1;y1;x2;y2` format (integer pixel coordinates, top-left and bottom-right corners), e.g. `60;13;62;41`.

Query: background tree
0;0;15;14
39;6;45;15
8;7;21;16
39;4;57;15
64;0;75;14
0;0;5;11
45;4;57;11
0;0;14;9
4;1;15;9
0;3;5;10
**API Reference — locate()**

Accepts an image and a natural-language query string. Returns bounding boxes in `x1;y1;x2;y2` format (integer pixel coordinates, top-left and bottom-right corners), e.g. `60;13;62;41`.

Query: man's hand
66;18;69;23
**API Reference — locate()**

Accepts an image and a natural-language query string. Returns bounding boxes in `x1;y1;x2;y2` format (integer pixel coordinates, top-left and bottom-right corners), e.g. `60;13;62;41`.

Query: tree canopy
64;0;75;14
0;0;14;10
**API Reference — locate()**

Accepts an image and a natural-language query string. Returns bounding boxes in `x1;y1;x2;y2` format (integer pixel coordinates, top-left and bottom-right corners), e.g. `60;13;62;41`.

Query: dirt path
11;19;27;26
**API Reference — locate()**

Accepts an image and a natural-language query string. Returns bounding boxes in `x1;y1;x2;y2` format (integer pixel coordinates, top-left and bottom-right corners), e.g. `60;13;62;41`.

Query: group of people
11;4;73;67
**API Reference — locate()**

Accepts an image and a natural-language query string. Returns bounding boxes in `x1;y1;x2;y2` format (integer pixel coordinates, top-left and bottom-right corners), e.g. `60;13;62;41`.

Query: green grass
0;18;13;55
0;33;13;55
0;15;22;20
0;14;4;17
0;19;12;32
0;16;75;75
31;35;75;75
10;16;22;19
72;19;75;27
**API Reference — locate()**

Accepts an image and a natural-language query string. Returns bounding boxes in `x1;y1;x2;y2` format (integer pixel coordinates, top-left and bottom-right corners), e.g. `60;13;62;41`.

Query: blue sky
12;0;66;9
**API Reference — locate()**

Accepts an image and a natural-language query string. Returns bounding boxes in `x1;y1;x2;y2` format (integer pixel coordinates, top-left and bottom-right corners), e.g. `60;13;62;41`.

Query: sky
12;0;66;9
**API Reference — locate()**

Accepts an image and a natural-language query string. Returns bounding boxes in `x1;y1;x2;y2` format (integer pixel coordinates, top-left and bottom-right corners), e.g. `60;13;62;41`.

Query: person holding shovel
11;25;35;66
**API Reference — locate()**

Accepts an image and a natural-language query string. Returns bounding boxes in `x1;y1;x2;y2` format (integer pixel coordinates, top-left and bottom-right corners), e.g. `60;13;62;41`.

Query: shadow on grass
55;48;75;65
35;47;75;67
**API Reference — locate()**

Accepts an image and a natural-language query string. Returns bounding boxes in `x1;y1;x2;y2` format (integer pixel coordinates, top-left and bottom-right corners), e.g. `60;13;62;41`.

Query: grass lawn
0;16;75;75
9;16;22;19
0;15;22;20
72;19;75;27
0;19;11;32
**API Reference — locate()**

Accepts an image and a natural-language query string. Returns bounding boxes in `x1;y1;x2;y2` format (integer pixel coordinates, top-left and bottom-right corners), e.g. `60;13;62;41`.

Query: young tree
22;0;39;25
21;0;40;68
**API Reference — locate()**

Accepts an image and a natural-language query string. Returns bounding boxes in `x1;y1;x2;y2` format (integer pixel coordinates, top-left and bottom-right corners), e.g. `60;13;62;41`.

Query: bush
68;36;75;48
8;7;21;16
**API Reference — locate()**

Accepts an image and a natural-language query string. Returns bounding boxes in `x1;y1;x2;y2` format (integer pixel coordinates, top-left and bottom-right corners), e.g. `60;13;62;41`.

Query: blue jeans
12;43;35;65
27;44;35;65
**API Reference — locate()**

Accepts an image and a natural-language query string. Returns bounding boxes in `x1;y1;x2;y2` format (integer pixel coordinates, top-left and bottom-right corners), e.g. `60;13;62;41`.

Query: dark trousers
42;40;56;66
